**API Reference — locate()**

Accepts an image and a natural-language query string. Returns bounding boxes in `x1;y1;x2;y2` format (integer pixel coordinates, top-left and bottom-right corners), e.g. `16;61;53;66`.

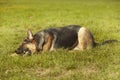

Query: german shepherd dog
15;25;117;56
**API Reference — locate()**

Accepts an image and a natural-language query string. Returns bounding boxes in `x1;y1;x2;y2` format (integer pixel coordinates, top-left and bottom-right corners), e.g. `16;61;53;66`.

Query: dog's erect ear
27;29;33;40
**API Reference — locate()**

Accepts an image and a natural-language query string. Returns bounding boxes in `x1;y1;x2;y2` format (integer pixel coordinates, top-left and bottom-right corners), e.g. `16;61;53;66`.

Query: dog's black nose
15;49;22;54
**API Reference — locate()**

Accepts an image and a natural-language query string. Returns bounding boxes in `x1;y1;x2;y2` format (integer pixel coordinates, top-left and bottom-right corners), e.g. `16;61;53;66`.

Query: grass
0;0;120;80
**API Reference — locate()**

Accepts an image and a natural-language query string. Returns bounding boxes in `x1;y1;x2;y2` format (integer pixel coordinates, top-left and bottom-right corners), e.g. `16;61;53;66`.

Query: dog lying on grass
14;25;117;56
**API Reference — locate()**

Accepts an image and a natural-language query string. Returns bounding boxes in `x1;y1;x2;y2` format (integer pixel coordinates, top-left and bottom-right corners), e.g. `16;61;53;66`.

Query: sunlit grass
0;0;120;80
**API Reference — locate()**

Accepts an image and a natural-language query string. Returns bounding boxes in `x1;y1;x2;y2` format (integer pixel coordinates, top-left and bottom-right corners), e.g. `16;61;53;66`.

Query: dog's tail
95;39;119;46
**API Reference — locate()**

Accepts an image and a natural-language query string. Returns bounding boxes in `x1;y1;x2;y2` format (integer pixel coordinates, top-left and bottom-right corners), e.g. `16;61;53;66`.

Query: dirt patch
81;64;99;75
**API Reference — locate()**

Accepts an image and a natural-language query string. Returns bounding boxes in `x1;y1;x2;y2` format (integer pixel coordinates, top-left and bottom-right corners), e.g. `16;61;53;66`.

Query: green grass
0;0;120;80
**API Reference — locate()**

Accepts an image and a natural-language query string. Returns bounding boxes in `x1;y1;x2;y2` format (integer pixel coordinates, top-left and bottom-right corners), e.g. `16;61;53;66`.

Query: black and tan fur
15;25;117;56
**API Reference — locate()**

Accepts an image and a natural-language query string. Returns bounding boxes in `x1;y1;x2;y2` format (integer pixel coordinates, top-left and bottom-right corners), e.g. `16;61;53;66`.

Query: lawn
0;0;120;80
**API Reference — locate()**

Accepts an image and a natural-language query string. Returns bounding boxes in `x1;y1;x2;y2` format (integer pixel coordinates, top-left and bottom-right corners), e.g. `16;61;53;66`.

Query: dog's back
43;25;81;50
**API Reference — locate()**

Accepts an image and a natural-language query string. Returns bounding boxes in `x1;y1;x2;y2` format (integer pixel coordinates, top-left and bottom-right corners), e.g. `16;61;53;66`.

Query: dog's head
15;30;37;56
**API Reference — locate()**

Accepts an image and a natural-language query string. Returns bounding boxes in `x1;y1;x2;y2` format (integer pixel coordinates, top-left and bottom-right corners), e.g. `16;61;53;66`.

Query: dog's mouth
15;48;32;56
23;50;31;56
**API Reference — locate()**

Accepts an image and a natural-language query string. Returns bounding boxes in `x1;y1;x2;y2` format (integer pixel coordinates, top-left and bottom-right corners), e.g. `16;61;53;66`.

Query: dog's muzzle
15;48;32;56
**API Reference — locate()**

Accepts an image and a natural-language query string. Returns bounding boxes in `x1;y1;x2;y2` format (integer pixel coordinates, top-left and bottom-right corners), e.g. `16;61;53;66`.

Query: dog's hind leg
74;27;95;50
